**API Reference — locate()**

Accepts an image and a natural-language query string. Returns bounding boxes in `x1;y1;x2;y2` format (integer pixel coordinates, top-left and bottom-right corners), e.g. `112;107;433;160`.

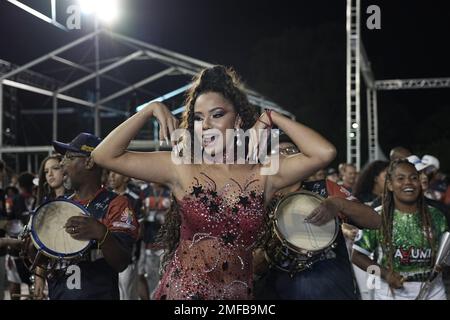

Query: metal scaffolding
346;0;450;168
6;0;68;31
346;0;361;170
13;1;450;172
366;88;379;161
375;78;450;90
0;29;293;169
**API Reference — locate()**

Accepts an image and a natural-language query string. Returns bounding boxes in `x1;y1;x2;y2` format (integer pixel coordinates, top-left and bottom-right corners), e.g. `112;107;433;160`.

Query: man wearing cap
44;132;139;300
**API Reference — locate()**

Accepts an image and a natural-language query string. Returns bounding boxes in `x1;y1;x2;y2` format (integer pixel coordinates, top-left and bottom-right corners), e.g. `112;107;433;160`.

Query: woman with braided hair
92;65;336;299
352;159;448;300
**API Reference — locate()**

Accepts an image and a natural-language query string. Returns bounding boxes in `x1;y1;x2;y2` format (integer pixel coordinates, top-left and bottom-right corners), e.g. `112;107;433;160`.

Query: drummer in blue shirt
33;133;139;300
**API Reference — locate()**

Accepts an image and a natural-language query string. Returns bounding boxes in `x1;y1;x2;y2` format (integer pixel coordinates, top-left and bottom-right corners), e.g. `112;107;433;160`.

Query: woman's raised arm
261;110;337;194
92;102;179;186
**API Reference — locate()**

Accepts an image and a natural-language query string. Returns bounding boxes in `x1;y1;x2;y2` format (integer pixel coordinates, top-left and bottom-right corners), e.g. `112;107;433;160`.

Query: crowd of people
0;65;449;300
0;147;171;300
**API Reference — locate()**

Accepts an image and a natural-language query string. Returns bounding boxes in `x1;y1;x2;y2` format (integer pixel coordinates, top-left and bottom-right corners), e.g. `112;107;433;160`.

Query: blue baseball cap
53;132;102;155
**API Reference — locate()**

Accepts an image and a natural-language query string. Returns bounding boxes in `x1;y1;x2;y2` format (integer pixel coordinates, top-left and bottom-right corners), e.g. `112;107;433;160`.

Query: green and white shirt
353;205;448;281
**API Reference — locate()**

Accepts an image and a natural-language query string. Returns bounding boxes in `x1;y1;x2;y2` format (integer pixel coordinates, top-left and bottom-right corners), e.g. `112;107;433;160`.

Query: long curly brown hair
380;159;435;291
158;65;258;269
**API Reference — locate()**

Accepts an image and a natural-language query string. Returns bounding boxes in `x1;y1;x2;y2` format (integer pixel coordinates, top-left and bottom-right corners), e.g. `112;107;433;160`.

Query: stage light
96;0;119;24
78;0;95;14
352;122;359;129
78;0;120;24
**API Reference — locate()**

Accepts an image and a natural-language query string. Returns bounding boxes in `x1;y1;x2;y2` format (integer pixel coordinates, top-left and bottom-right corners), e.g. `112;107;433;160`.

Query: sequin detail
153;173;265;300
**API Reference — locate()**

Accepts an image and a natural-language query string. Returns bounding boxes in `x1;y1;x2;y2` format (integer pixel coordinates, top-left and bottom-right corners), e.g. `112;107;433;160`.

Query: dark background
1;0;450;171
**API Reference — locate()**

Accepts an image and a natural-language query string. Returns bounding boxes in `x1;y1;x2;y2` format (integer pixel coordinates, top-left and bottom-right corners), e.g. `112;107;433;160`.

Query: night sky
1;0;450;170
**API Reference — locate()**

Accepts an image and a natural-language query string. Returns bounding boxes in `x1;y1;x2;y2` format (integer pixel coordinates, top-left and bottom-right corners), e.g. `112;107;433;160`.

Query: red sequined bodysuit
153;173;265;300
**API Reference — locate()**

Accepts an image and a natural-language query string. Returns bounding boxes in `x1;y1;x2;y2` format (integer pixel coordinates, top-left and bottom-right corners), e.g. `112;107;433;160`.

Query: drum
265;190;339;274
21;199;92;271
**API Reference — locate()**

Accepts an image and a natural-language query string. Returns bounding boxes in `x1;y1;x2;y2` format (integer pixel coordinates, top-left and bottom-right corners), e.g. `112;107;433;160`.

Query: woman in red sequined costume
92;66;336;299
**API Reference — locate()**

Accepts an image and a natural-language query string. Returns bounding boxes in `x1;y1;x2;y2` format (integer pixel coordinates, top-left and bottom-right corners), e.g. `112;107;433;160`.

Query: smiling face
44;158;64;190
193;92;240;156
387;163;421;206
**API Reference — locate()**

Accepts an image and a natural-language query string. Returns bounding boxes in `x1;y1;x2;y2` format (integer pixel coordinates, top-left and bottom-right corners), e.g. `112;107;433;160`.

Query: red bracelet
257;109;274;128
